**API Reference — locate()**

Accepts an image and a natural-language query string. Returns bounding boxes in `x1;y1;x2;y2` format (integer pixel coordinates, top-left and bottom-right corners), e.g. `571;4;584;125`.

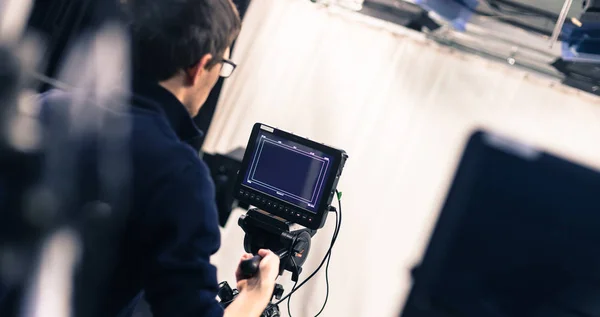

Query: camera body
233;123;347;270
234;123;347;230
218;123;348;315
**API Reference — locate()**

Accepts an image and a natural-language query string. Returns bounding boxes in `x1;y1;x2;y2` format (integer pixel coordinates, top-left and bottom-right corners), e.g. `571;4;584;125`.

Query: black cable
286;284;294;317
313;250;332;317
313;190;341;316
287;257;299;317
273;211;337;305
274;191;342;306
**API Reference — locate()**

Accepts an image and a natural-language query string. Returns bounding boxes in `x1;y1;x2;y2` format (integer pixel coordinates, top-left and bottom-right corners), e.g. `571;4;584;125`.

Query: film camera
217;123;347;316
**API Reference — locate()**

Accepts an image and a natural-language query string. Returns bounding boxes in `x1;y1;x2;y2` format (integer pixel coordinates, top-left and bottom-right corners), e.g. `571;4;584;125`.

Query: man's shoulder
126;107;213;200
130;116;209;181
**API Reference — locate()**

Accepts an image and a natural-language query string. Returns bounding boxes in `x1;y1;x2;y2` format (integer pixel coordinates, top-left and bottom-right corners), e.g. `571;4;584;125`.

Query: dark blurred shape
401;130;600;317
550;0;600;97
1;19;131;317
582;0;600;20
559;3;600;65
25;0;129;92
203;147;249;227
0;44;44;248
26;0;94;91
552;58;600;96
0;45;21;316
0;46;21;104
359;0;440;32
35;88;132;317
562;75;600;97
0;44;44;317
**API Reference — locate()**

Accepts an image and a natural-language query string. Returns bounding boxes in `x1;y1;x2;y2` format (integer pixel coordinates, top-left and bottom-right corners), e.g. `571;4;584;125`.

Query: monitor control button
249;194;255;199
308;217;313;223
295;213;301;218
301;215;307;220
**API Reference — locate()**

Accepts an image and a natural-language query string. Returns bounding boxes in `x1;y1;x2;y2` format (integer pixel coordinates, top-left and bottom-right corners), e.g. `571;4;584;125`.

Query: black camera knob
240;255;262;277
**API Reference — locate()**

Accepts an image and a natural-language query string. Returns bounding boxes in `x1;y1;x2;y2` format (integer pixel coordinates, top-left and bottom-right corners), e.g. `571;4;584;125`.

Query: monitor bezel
234;123;345;229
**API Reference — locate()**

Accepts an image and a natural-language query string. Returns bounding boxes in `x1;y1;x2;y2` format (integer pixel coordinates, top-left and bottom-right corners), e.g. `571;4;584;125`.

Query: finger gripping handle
240;255;262;278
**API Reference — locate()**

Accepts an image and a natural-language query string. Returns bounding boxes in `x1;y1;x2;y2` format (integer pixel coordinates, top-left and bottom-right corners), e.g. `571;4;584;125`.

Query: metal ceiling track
550;0;575;47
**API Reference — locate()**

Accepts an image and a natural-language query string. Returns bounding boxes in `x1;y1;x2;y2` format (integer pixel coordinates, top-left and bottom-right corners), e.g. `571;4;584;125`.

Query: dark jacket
39;79;224;317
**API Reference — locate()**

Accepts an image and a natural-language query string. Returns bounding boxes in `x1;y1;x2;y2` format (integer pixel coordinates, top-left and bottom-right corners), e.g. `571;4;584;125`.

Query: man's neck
158;78;193;116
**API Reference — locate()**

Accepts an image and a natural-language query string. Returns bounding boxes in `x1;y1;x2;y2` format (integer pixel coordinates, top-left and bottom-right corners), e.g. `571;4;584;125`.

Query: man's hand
236;249;280;299
224;249;280;317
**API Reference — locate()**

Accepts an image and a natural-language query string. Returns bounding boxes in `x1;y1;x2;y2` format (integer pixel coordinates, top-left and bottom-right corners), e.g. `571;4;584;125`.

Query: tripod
218;208;316;316
218;280;284;317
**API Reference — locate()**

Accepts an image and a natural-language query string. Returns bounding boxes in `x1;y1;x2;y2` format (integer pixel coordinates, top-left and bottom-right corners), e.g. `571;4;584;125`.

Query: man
119;0;281;316
38;0;280;316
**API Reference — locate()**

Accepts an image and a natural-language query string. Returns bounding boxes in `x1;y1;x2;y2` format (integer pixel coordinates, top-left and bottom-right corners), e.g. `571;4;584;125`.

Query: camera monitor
234;123;347;230
401;130;600;317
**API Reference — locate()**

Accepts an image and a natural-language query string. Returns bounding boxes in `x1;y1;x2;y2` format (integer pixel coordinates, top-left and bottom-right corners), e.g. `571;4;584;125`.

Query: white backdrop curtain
205;0;600;316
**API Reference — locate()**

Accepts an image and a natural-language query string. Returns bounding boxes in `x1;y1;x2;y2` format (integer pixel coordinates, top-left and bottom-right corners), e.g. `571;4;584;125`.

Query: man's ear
185;54;213;86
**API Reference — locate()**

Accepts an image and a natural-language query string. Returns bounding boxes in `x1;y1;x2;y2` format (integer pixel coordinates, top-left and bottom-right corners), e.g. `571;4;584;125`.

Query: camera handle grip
240;249;289;278
240;255;262;277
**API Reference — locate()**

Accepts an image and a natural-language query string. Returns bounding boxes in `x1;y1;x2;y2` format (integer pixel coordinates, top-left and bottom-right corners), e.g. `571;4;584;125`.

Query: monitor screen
402;132;600;317
241;130;333;214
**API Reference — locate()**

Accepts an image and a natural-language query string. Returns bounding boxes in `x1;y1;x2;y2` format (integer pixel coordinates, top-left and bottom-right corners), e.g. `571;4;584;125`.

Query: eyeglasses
216;58;237;78
186;58;237;78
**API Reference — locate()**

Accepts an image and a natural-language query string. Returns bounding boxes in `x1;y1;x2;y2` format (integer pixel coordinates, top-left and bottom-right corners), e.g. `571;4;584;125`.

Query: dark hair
123;0;241;81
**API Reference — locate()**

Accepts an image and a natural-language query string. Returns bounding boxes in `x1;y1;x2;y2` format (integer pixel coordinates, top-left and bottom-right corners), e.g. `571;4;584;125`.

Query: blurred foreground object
0;42;46;317
0;44;45;265
1;8;133;315
402;130;600;317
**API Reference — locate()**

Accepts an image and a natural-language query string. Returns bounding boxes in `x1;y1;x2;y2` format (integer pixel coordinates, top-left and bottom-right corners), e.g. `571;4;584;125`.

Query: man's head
125;0;241;116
